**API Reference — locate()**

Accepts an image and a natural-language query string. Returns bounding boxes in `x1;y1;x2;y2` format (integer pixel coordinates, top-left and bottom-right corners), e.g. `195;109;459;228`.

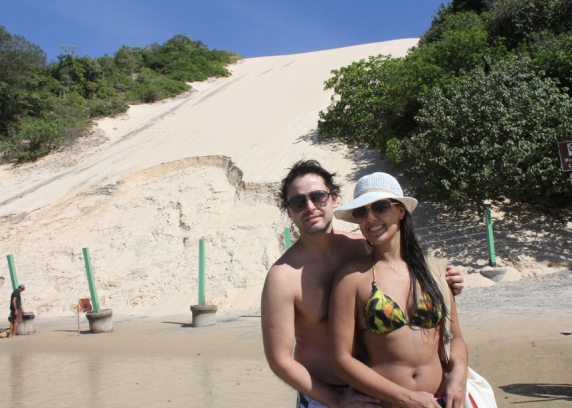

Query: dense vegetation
0;29;239;162
318;0;572;209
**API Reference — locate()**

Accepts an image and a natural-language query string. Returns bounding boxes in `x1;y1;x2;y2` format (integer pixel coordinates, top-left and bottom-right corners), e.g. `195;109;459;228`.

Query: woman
329;172;467;408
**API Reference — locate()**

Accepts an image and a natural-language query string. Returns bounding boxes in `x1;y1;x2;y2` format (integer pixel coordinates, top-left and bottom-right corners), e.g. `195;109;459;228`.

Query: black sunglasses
351;200;398;221
287;190;331;212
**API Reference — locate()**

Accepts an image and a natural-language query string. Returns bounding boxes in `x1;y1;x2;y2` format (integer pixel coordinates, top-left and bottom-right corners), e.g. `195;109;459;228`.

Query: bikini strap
371;258;377;287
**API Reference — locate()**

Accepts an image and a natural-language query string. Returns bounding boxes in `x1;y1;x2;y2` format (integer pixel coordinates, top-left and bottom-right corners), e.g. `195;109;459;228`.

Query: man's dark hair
279;159;341;211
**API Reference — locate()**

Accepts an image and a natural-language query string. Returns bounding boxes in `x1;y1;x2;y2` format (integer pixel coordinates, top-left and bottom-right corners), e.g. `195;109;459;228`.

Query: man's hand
338;387;382;408
445;265;464;296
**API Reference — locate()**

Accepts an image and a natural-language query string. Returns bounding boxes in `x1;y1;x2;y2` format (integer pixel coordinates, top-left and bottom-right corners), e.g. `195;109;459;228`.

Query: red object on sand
78;298;93;313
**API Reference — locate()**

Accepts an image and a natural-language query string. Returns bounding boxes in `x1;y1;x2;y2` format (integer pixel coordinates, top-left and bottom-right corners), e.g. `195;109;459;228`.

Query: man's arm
437;289;468;408
12;295;17;310
445;265;464;296
261;265;343;407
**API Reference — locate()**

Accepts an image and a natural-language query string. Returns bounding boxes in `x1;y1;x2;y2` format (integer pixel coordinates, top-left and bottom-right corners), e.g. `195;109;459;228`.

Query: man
9;284;25;338
261;160;464;408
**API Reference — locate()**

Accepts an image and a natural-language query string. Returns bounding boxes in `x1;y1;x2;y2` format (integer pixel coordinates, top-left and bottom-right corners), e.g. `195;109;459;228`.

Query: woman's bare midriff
362;326;444;404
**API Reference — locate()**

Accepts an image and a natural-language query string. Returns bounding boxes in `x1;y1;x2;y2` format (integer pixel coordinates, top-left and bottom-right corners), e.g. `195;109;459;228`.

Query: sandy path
1;272;571;408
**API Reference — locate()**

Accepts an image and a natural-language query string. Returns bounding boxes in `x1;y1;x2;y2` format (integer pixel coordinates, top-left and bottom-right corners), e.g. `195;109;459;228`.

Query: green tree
319;11;496;153
0;26;48;141
391;56;572;209
318;1;572;208
141;34;237;82
487;0;572;49
114;46;143;75
528;33;572;92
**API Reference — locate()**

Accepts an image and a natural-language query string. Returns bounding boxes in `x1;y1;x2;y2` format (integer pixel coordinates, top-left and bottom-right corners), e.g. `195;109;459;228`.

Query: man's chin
300;221;332;235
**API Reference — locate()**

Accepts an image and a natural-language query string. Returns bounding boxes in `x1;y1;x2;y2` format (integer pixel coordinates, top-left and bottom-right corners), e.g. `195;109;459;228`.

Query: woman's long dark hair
397;203;449;320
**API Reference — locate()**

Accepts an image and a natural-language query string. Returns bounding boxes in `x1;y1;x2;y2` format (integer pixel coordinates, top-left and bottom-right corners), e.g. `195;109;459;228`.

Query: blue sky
2;0;446;62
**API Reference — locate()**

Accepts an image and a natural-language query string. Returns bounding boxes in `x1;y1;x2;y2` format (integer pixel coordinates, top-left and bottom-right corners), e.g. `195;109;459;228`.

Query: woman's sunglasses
287;190;331;212
351;200;399;221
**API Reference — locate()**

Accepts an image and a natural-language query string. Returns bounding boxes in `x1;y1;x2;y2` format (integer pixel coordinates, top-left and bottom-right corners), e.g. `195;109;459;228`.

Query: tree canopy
0;30;240;162
318;0;572;209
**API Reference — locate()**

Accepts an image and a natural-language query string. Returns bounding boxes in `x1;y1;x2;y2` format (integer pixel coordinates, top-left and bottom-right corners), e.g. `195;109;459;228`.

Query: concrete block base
86;309;113;333
479;267;507;282
191;305;218;327
16;313;35;335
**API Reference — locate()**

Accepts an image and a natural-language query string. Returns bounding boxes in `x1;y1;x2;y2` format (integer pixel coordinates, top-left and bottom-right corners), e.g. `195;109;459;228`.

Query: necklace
372;254;405;276
376;258;404;276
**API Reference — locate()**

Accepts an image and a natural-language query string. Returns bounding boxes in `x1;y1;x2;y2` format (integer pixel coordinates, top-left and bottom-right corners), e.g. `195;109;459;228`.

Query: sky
1;0;446;62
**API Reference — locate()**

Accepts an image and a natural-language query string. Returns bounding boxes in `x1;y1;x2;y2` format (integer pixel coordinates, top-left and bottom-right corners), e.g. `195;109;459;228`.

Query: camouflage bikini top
364;260;442;334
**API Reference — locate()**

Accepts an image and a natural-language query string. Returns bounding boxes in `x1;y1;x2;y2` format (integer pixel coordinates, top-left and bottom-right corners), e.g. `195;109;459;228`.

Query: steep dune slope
0;39;418;316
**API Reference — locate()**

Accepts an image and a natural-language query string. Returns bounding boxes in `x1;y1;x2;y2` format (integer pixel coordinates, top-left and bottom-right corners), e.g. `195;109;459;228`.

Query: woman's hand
400;390;442;407
437;368;467;408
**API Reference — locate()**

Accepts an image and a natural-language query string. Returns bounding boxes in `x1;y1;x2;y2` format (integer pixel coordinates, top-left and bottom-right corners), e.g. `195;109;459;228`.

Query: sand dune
0;38;570;318
0;40;418;316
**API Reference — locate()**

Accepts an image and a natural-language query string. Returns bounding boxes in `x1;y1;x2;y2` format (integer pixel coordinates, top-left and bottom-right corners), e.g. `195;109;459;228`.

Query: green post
198;239;205;305
6;254;19;291
484;210;497;268
284;227;291;250
82;247;101;313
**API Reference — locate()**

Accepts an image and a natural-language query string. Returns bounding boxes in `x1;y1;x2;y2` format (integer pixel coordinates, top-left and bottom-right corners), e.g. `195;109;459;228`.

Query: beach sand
1;38;571;407
1;271;571;408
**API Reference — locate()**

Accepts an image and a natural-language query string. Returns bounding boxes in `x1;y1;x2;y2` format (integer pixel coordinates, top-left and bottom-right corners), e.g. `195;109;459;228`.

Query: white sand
0;39;570;318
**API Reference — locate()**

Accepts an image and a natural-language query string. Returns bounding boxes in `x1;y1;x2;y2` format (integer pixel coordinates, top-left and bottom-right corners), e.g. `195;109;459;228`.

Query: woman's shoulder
334;256;372;283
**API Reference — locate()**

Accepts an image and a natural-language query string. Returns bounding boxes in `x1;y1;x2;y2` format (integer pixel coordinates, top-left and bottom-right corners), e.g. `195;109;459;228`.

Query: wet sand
1;314;294;407
1;272;571;408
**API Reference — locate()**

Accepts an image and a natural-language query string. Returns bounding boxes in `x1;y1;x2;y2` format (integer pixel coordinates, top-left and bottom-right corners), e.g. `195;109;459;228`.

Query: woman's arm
438;289;468;408
329;267;440;408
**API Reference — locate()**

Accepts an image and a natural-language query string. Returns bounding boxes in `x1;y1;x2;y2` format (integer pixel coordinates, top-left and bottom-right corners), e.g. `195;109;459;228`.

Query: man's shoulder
333;229;364;241
264;256;302;303
333;230;371;257
267;251;303;283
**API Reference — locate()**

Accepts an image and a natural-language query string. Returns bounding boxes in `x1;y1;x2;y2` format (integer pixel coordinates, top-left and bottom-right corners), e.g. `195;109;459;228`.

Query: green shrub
87;97;128;117
140;84;163;103
2;116;60;161
318;1;572;208
154;77;190;97
487;0;572;49
114;46;143;75
135;67;156;84
392;56;572;208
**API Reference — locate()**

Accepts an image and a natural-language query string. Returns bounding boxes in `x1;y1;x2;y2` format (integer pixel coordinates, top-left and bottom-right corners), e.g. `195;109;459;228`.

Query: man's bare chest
295;265;339;324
